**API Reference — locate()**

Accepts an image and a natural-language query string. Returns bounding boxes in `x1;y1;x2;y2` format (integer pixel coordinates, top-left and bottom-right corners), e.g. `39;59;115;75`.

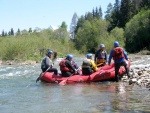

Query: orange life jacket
59;59;72;72
113;47;124;60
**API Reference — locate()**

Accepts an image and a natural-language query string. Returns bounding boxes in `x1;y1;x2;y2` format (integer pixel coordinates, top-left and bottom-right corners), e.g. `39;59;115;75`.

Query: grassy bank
0;30;80;63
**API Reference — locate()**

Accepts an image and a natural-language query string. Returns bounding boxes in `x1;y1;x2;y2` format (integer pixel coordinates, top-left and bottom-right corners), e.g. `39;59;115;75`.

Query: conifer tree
108;0;120;31
105;3;113;21
10;28;14;35
28;28;32;33
99;6;103;19
8;31;11;36
140;0;150;9
119;0;132;28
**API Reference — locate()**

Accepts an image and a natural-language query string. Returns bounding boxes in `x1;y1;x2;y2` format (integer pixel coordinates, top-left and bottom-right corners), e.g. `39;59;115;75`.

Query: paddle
36;51;57;83
59;73;74;86
96;63;104;67
36;66;51;83
59;67;81;86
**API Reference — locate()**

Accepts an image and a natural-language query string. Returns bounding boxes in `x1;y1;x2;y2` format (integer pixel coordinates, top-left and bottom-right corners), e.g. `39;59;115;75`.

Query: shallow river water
0;56;150;113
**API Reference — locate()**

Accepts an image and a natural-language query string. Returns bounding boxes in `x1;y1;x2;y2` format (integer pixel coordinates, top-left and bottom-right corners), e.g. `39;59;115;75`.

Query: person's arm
94;51;98;62
108;50;113;65
123;49;128;60
105;51;108;62
66;60;76;72
72;60;79;69
90;60;98;71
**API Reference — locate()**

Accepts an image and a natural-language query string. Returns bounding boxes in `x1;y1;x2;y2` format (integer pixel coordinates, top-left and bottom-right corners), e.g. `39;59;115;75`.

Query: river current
0;56;150;113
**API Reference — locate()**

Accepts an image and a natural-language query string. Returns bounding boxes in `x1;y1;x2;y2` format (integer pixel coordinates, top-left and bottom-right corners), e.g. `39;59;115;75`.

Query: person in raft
94;44;107;67
41;50;58;75
82;53;98;75
59;54;78;77
108;41;131;82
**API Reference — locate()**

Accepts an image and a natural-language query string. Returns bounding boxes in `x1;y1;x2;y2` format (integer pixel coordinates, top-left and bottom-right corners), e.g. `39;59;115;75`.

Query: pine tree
95;7;99;18
10;28;14;35
4;32;7;36
70;13;78;40
8;31;11;35
108;0;120;31
105;3;113;21
92;9;95;17
140;0;150;9
119;0;132;28
28;28;32;33
99;6;103;19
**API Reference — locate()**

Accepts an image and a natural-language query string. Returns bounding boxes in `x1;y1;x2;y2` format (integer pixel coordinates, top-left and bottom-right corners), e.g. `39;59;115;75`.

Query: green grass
0;30;79;62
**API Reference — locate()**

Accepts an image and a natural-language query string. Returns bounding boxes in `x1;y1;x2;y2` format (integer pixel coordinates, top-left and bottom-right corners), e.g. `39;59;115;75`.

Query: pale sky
0;0;115;33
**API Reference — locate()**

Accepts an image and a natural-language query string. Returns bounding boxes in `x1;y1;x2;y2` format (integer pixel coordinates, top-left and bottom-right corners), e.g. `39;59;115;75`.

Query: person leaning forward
82;53;98;75
41;50;58;75
108;41;130;82
59;54;77;77
94;44;107;67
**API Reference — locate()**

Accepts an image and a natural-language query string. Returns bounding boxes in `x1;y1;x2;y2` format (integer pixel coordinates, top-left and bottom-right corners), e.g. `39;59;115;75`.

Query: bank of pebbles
121;55;150;90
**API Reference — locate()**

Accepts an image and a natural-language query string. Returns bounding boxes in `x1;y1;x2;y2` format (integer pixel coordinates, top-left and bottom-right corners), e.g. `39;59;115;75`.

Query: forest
0;0;150;61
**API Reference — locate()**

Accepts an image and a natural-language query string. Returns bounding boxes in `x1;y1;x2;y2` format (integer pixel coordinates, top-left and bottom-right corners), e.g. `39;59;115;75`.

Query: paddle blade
59;80;67;86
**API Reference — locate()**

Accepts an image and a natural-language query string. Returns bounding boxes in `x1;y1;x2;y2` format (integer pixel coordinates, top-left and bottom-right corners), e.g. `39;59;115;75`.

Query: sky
0;0;115;33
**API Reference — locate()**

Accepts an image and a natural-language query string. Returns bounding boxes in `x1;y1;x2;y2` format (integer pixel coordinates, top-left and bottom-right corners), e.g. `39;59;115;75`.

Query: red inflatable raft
40;60;130;84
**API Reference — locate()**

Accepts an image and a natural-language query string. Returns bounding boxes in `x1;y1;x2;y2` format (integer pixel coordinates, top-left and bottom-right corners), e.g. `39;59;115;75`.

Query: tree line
73;0;150;53
0;0;150;61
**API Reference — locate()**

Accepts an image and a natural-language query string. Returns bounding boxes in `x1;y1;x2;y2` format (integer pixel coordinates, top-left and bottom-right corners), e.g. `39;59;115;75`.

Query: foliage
74;17;116;54
125;10;150;53
0;29;77;61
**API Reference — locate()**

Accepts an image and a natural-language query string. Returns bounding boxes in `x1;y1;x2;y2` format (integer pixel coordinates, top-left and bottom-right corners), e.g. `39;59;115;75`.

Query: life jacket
59;59;72;72
82;59;93;75
113;47;124;60
96;50;106;64
97;50;107;59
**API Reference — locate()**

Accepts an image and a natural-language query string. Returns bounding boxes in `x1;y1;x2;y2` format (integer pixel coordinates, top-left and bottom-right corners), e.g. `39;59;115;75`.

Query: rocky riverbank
0;60;38;65
122;55;150;90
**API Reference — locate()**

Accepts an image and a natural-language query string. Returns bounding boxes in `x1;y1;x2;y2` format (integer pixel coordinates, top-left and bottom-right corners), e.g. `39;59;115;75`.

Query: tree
85;12;93;21
70;13;78;40
10;28;14;35
8;31;11;36
4;32;7;36
17;28;21;35
60;21;67;30
75;15;85;34
140;0;150;9
99;6;103;19
125;10;150;52
118;0;135;28
28;28;32;33
105;3;113;21
108;0;120;31
95;7;99;18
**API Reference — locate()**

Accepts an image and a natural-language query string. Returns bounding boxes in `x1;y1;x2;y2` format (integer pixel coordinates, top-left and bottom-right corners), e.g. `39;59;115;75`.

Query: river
0;56;150;113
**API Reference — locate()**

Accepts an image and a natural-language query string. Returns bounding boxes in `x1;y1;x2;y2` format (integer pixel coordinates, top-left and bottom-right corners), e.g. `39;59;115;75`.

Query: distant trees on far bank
1;0;150;57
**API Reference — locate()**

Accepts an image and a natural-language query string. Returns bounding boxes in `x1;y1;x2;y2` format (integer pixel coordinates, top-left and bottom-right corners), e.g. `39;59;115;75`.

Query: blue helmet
66;54;73;59
114;41;119;47
86;53;92;59
48;50;53;54
100;44;105;48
